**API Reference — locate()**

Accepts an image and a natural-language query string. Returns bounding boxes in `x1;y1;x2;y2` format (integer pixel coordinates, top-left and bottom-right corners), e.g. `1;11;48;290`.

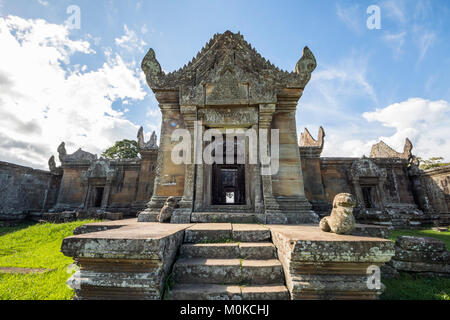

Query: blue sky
0;0;449;169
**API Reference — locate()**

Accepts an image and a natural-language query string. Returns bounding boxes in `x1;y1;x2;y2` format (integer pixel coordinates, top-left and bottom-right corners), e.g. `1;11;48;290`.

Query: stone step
180;242;277;259
173;258;284;285
191;212;261;223
184;223;271;243
168;283;290;300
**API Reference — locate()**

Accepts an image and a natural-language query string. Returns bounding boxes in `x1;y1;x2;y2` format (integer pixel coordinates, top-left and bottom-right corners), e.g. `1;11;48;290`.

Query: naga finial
141;48;164;88
57;142;67;162
294;46;317;83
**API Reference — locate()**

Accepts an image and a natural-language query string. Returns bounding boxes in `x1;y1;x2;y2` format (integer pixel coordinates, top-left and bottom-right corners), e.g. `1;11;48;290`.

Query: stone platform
61;220;395;300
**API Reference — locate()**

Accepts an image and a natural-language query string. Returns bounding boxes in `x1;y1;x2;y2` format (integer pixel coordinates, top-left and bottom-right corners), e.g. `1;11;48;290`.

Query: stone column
259;104;283;224
194;123;205;211
269;100;318;224
171;105;197;223
138;104;185;222
251;124;263;215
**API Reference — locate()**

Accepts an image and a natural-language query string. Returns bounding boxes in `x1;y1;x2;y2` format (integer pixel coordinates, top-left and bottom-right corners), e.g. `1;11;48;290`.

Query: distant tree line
417;157;450;170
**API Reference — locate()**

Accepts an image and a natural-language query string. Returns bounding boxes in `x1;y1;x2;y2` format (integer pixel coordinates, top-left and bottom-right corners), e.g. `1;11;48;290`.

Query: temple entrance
212;164;246;205
93;187;104;208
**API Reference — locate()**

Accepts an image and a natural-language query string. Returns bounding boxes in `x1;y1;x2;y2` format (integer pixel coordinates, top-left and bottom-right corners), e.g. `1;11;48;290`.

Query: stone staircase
167;223;290;300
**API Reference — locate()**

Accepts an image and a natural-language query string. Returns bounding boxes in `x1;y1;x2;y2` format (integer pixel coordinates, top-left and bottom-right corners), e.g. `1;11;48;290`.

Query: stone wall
0;161;61;220
421;166;450;214
301;156;434;227
382;236;449;278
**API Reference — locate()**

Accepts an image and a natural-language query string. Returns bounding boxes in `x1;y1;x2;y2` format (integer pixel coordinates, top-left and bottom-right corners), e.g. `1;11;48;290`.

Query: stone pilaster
171;105;197;223
269;98;318;224
138;104;184;222
259;104;284;224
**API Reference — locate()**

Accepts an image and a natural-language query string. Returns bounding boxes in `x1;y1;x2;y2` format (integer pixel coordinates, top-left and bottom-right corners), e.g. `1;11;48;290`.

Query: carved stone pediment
349;157;387;182
142;31;317;105
370;138;413;160
82;159;116;183
58;143;97;163
299;127;325;158
137;127;158;152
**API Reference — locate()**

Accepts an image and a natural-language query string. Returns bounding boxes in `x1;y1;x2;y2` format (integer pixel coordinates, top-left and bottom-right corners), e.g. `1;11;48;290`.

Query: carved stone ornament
57;142;97;162
141;31;317;105
81;159;116;183
370;138;413;160
349;157;387;182
137;127;158;151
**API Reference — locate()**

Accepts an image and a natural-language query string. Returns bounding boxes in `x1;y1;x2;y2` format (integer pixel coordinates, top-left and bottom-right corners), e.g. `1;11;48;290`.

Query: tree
102;139;139;159
417;157;450;170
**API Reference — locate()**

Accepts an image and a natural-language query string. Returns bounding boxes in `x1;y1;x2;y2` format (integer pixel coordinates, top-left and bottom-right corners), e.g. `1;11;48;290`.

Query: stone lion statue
157;197;178;223
319;193;356;235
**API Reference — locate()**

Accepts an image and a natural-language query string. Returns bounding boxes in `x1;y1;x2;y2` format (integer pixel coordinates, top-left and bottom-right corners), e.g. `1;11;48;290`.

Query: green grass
382;273;450;300
389;228;450;250
0;220;98;300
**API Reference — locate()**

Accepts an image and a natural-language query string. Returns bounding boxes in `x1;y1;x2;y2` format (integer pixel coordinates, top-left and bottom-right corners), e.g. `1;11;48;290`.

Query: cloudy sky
0;0;449;170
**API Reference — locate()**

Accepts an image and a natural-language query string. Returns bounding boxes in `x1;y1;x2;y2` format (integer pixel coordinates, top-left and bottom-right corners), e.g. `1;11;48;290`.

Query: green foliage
101;139;139;159
417;157;450;170
381;273;450;300
0;220;98;300
389;228;450;250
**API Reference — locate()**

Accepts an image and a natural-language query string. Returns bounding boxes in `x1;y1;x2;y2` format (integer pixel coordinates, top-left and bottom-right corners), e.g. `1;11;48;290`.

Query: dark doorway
361;186;374;209
93;187;104;208
212;164;246;205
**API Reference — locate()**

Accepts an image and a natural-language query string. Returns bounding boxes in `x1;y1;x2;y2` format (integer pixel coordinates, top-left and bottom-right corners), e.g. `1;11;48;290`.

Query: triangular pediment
142;31;317;105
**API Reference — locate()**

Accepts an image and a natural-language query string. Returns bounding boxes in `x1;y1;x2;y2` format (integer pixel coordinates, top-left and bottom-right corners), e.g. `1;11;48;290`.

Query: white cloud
318;98;450;161
37;0;49;6
0;15;147;169
115;24;147;53
363;98;450;160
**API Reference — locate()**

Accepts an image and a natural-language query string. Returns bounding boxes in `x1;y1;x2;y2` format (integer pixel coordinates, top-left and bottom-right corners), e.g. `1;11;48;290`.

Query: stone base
61;221;190;300
269;225;395;300
265;196;319;225
137;210;159;222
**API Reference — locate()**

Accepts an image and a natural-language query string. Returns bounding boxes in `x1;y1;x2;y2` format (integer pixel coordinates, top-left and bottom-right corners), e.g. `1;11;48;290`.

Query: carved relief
142;31;317;106
198;107;258;126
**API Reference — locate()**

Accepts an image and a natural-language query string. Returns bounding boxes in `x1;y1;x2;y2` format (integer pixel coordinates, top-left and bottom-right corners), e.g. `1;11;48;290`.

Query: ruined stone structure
49;129;158;217
0;31;449;227
137;31;319;225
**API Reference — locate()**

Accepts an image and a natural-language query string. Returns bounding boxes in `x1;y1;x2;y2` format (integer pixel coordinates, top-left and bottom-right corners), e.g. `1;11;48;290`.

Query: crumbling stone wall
382;236;449;278
421;166;450;214
0;161;61;220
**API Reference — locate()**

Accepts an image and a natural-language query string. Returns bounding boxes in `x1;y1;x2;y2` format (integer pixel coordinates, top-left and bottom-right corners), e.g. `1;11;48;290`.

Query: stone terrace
61;219;395;300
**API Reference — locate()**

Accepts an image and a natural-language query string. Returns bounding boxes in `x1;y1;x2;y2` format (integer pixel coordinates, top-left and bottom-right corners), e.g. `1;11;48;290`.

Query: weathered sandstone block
269;225;395;300
61;221;190;300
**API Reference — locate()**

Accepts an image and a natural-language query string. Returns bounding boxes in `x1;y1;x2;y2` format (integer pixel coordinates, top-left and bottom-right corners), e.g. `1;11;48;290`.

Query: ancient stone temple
0;31;449;228
137;31;319;225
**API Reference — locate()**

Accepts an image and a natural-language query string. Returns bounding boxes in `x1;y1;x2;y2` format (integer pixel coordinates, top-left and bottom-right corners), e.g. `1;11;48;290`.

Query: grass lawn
0;220;97;300
381;227;450;300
